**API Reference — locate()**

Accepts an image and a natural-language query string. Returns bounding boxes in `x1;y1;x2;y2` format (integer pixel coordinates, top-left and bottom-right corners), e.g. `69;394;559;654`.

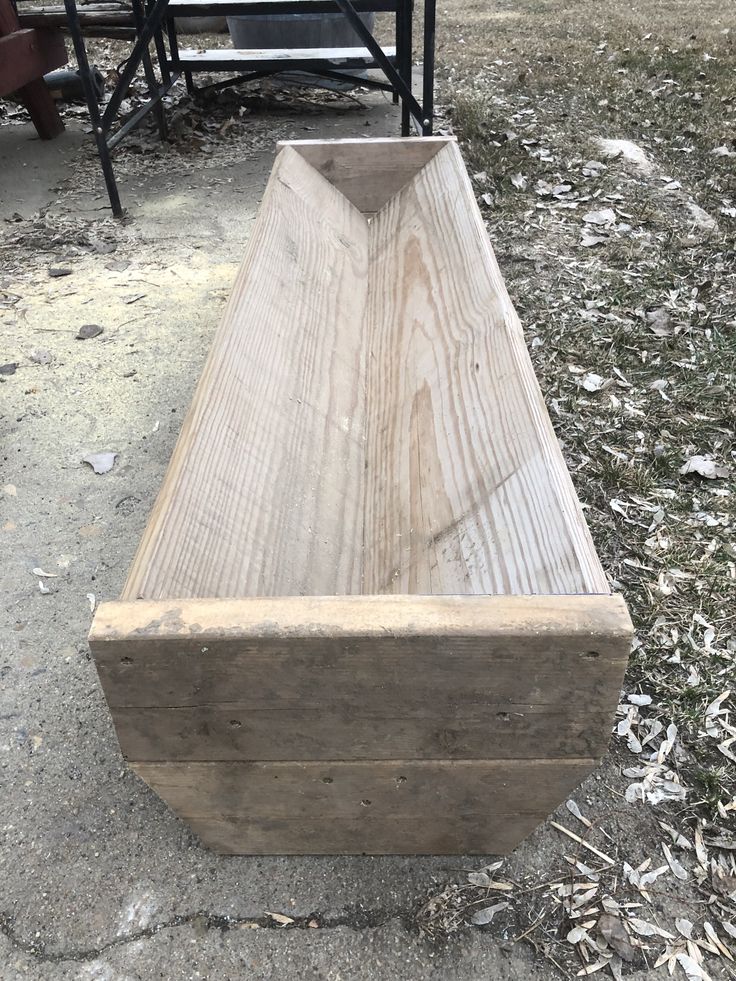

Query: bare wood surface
133;758;595;854
363;141;608;594
284;136;449;213
124;147;369;600
122;138;608;603
93;593;632;641
90;595;631;762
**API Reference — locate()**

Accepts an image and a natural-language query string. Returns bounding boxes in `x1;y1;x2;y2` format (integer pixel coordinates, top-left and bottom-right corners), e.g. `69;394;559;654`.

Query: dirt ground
1;2;735;979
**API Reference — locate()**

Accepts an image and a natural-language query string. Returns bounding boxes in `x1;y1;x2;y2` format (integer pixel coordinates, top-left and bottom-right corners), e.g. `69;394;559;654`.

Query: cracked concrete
0;909;410;964
0;918;567;980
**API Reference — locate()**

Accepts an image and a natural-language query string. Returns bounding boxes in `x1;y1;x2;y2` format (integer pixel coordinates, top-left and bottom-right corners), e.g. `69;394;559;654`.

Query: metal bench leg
63;0;122;215
393;2;401;105
401;0;412;135
421;0;434;134
131;0;168;141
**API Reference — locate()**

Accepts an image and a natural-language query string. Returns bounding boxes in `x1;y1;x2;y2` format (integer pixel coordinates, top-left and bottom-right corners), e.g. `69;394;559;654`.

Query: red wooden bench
0;0;67;138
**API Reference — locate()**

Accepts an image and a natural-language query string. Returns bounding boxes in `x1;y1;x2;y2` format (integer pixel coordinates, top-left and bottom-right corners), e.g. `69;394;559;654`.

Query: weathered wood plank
90;595;631;762
92;593;632;642
133;758;595;854
19;9;135;28
107;704;621;762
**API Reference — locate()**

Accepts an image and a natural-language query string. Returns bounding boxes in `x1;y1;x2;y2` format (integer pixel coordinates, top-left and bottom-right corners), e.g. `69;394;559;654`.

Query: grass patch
440;0;736;833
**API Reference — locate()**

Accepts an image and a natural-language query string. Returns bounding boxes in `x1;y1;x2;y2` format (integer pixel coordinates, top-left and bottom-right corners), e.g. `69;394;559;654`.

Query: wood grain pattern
90;595;631;762
122;138;608;603
133;758;595;854
123;146;369;600
113;705;616;762
363;142;608;594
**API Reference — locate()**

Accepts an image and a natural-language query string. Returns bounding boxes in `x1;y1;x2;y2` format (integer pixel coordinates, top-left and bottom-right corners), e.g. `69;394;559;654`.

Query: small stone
30;350;53;365
597;138;654;175
76;324;103;340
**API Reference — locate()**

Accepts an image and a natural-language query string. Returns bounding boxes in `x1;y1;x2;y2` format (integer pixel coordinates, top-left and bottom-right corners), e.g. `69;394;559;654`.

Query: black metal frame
63;0;178;214
63;0;436;215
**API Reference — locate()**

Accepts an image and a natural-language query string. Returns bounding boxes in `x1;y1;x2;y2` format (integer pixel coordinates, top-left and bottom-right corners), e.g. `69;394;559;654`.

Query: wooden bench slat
169;0;399;13
173;44;396;69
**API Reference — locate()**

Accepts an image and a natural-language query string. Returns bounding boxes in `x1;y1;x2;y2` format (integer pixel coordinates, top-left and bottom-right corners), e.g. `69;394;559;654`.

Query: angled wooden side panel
122;146;370;602
284;136;451;213
363;142;609;596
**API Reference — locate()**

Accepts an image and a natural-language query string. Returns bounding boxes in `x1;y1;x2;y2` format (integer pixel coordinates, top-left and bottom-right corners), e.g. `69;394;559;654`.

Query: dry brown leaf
598;913;637;962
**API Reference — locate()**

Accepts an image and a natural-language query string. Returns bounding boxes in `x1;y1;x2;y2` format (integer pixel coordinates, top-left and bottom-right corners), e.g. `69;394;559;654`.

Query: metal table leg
63;0;122;214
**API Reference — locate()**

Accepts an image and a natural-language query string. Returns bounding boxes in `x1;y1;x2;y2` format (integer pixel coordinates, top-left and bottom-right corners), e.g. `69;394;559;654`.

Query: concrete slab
0;122;88;220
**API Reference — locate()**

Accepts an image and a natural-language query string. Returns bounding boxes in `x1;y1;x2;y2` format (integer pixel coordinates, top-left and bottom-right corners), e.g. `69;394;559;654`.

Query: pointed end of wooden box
277;136;455;214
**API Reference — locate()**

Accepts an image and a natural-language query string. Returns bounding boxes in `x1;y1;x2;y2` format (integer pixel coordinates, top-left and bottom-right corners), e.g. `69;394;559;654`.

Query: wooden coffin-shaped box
89;137;632;855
